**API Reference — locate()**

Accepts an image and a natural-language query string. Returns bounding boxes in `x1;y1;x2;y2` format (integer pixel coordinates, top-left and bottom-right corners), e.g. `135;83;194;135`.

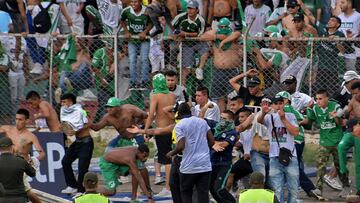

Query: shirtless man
208;0;242;30
26;90;61;132
200;17;243;112
103;145;154;203
90;97;151;199
282;0;317;37
0;108;46;203
145;73;176;196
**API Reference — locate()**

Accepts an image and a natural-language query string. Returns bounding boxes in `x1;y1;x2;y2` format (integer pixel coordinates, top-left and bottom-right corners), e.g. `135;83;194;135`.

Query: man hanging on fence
199;17;242;112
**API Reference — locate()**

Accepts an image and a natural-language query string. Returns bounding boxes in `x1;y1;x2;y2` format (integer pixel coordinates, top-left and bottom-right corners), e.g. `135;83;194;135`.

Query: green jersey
92;48;114;93
121;6;151;42
284;104;305;143
171;12;205;35
260;48;290;70
306;101;343;147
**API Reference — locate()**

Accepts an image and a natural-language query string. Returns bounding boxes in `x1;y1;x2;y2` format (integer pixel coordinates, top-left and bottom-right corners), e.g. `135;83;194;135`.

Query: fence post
49;36;54;104
242;34;247;87
179;41;183;86
309;39;314;97
114;35;118;98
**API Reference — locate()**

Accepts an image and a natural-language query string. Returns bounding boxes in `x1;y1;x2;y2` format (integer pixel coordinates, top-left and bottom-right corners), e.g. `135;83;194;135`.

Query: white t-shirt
245;4;271;36
338;11;360;58
263;112;298;158
99;0;122;28
171;85;187;102
240;128;254;155
175;116;212;174
291;91;313;112
0;35;26;74
57;0;85;25
194;100;221;122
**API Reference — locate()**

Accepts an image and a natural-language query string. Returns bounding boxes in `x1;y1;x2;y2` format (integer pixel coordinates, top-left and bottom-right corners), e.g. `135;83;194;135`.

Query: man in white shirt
282;75;314;113
194;86;221;122
257;95;300;203
245;0;271;36
338;0;360;71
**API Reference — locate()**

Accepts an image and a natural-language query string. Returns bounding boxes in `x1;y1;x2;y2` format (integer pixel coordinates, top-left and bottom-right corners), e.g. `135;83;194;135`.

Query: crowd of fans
1;0;360;202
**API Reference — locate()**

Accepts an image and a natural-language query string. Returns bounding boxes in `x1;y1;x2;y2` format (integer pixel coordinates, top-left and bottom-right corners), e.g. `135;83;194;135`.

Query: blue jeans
269;157;299;203
128;41;150;83
250;150;270;187
60;63;93;92
295;142;316;193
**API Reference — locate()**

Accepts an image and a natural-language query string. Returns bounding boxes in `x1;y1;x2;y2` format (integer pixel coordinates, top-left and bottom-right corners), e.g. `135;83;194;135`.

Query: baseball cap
282;75;297;84
287;0;298;7
247;76;261;87
218;17;231;27
270;32;282;38
346;118;360;132
276;91;291;100
272;95;284;103
0;137;13;147
106;97;121;107
293;12;305;22
187;0;199;8
343;71;360;82
83;172;98;184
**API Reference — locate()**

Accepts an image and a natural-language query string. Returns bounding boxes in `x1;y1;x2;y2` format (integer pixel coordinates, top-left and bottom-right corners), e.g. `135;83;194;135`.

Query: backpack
33;3;53;33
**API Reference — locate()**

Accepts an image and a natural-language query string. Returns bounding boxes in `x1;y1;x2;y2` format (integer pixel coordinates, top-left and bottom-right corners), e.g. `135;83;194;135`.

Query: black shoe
150;28;163;37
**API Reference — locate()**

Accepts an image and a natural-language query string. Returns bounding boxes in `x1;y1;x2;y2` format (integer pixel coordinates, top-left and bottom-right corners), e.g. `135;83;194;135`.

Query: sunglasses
288;5;296;9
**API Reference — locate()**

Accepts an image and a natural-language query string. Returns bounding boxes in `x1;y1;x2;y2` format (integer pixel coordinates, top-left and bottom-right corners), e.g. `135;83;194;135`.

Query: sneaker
119;176;131;184
339;186;352;198
154;176;165;185
30;63;44;74
64;77;73;91
308;189;325;200
61;186;77;194
195;68;204;80
55;88;62;104
155;188;171;197
324;174;343;191
76;89;97;102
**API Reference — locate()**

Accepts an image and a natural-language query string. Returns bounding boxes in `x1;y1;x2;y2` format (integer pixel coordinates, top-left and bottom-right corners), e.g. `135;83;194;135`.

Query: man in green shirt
338;119;360;200
91;45;115;122
171;0;208;84
301;89;350;197
121;0;152;89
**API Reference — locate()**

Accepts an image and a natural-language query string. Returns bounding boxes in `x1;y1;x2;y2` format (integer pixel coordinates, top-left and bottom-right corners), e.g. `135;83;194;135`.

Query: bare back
349;99;360;119
150;93;176;127
39;101;61;132
104;147;137;166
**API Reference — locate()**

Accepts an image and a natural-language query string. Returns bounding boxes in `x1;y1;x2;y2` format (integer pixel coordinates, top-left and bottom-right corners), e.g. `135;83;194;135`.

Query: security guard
0;136;36;203
239;172;279;203
74;172;110;203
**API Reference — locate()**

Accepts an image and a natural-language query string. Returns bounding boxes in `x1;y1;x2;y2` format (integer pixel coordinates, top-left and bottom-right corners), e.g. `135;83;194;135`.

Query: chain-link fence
0;33;358;125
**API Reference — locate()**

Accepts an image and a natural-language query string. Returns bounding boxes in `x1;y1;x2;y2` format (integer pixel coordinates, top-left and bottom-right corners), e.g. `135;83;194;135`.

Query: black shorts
155;134;172;164
231;158;253;181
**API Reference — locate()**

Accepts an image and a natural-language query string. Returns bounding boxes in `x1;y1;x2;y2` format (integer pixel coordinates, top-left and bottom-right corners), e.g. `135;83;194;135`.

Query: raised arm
279;109;299;136
297;0;316;25
236;113;255;132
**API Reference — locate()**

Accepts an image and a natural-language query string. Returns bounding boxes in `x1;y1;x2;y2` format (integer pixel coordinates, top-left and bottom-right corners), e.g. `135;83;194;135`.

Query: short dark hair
330;16;342;29
138;144;150;153
177;103;192;118
239;107;252;116
316;89;328;97
164;70;178;77
196;86;209;97
222;110;235;120
351;81;360;90
16;108;30;119
26;91;41;100
60;93;77;104
230;96;244;103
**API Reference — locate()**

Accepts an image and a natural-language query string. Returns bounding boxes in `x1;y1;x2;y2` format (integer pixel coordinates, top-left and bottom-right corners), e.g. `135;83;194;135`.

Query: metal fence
0;33;358;125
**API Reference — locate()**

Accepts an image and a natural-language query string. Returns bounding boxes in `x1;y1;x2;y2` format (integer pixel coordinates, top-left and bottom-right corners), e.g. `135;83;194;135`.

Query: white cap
343;71;360;82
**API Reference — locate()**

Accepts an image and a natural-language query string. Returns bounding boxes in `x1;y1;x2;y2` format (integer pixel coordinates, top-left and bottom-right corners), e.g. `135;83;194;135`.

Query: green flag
57;35;77;65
